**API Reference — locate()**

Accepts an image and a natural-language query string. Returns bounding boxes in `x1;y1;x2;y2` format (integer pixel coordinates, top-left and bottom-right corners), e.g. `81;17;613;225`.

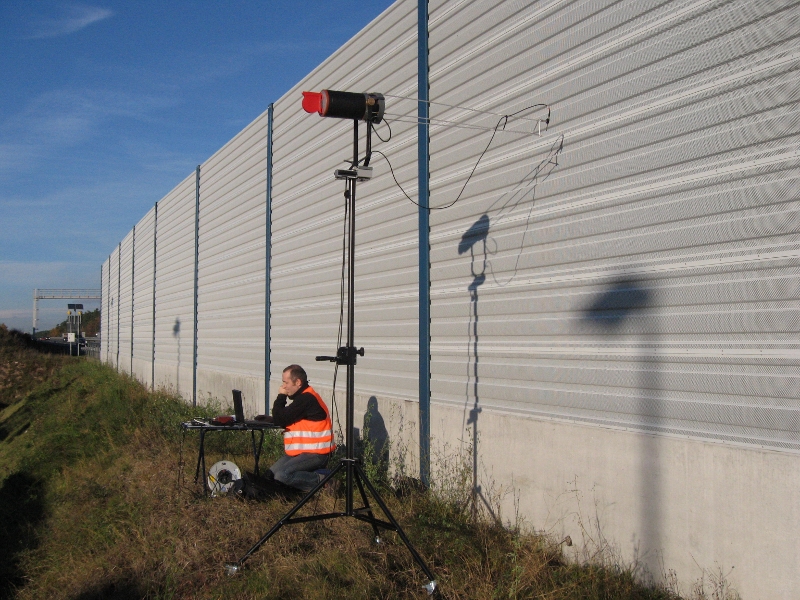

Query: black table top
181;418;282;431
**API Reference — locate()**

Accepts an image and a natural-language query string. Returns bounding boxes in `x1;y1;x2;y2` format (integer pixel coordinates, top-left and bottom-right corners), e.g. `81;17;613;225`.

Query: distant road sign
33;288;101;335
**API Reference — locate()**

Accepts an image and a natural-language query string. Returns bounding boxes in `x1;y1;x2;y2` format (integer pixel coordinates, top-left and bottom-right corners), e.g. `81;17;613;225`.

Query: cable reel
207;460;242;497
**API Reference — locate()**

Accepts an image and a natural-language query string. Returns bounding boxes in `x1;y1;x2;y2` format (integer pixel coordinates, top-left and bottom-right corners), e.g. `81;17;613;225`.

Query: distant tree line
47;308;100;338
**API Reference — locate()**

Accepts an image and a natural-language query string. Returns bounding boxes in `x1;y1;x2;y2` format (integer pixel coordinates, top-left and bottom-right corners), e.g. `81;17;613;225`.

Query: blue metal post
265;104;274;415
152;202;158;390
107;255;111;363
117;242;121;371
130;225;136;370
418;0;431;488
193;165;200;407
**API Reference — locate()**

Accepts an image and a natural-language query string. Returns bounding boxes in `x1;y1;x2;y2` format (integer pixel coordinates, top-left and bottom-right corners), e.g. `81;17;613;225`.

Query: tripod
226;119;437;595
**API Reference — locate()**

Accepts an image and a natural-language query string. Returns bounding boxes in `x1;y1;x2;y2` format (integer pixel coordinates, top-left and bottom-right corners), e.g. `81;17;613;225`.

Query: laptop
232;389;270;426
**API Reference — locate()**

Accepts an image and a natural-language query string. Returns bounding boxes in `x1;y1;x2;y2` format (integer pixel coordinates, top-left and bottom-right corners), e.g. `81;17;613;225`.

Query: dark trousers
268;452;330;491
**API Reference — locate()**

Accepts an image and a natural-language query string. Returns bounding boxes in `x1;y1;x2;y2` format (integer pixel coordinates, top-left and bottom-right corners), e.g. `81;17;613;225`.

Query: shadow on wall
485;134;564;287
581;278;662;565
582;279;651;328
453;134;564;520
173;318;181;394
459;214;497;520
359;396;390;481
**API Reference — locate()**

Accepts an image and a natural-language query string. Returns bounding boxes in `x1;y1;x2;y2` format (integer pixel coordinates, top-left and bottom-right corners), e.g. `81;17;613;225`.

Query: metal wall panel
195;112;269;409
198;114;267;377
270;0;420;407
428;0;800;451
106;245;120;369
132;207;156;386
118;230;134;374
100;258;108;363
153;174;196;399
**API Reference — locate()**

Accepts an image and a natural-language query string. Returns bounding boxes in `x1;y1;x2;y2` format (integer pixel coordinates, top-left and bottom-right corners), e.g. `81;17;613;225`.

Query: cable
383;93;550;126
485;133;564;288
371;118;392;143
329;182;349;445
374;103;550;210
372;149;419;206
383;113;542;135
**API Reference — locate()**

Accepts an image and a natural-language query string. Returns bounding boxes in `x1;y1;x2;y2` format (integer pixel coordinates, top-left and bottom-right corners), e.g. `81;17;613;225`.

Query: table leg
194;428;205;484
251;429;266;476
199;429;208;495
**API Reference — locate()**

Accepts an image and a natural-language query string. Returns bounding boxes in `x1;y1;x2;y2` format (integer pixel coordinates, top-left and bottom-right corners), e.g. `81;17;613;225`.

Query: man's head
281;364;307;395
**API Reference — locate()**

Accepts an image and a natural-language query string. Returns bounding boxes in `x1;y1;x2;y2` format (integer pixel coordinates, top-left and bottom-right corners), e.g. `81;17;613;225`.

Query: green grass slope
0;329;681;599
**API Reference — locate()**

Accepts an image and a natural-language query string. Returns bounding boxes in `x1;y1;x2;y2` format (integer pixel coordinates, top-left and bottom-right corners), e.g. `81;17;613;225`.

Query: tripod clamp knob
315;346;365;365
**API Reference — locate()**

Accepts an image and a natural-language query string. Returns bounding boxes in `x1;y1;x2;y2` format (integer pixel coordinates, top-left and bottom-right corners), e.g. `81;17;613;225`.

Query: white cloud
28;4;113;39
0;88;177;177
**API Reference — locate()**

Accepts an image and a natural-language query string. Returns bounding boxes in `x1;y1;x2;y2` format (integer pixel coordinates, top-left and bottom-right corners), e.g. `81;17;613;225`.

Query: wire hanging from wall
384;93;549;125
484;133;564;287
382;114;541;136
372;103;552;210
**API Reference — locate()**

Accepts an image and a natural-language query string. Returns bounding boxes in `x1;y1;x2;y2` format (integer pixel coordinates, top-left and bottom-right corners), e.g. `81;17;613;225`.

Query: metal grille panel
107;246;120;369
118;231;134;374
100;0;800;452
100;258;109;362
196;113;268;381
132;207;156;385
153;175;196;398
270;0;420;401
427;0;800;451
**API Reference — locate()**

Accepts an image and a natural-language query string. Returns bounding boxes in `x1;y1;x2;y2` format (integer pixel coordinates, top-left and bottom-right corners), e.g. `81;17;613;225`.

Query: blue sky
0;1;394;332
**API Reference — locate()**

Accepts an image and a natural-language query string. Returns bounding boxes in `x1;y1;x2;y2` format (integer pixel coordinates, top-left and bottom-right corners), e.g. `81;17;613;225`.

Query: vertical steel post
265;104;273;414
345;121;359;515
32;289;37;336
152;202;158;391
117;243;121;372
107;255;111;363
193;165;201;407
417;0;432;488
130;225;136;373
99;266;102;349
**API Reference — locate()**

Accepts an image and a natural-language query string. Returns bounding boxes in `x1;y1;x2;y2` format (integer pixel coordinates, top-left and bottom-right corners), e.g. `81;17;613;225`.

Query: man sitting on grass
257;364;335;491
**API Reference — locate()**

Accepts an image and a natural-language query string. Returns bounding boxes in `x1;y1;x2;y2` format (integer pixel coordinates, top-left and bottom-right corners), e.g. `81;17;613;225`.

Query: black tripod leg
354;463;437;585
233;461;345;567
353;467;382;542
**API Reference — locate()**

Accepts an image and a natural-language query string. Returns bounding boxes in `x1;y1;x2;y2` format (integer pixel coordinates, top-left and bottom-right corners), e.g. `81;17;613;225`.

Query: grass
0;326;700;599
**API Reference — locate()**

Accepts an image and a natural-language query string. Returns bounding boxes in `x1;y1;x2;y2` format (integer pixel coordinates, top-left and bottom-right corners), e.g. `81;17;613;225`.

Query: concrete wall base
333;390;798;600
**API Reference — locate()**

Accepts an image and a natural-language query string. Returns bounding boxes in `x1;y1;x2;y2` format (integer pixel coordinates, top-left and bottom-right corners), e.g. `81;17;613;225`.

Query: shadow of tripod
173;317;181;395
458;214;498;522
226;117;437;595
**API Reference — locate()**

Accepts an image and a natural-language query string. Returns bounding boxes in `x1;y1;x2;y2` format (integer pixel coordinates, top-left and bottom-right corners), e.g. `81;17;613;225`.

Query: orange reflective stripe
283;385;336;456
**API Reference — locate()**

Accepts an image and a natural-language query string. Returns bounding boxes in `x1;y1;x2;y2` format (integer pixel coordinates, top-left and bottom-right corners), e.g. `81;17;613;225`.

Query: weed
688;565;741;600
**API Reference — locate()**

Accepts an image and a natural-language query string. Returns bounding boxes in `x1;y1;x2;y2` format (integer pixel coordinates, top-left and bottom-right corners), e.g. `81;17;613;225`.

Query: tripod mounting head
335;166;373;181
316;345;365;366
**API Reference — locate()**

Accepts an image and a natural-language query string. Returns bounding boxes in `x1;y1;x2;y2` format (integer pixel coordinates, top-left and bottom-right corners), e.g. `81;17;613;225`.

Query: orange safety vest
283;386;335;456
